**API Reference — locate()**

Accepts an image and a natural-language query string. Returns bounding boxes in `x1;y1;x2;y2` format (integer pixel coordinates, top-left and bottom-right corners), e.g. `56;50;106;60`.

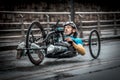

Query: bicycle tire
89;29;101;59
26;21;46;65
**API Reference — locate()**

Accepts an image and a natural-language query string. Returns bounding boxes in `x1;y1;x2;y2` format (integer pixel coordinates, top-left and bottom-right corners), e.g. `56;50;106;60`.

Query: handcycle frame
25;20;101;65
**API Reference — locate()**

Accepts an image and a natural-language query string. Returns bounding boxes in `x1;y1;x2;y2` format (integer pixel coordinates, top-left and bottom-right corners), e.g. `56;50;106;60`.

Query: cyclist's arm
65;37;86;55
72;42;86;55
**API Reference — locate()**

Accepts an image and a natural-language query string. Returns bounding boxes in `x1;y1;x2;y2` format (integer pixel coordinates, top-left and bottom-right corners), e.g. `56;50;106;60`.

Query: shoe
16;49;23;59
16;42;25;59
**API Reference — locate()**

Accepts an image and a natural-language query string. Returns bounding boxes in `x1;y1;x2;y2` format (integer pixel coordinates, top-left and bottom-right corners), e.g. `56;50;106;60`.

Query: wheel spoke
31;31;36;42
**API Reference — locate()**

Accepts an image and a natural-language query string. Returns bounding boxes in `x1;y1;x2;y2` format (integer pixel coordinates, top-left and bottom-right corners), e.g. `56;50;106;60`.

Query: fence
0;11;120;42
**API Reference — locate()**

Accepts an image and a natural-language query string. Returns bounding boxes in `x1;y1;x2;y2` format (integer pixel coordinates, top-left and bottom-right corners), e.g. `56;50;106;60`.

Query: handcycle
24;20;101;65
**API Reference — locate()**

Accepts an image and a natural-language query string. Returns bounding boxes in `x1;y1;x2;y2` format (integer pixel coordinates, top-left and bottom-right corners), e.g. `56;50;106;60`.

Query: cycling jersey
64;36;83;45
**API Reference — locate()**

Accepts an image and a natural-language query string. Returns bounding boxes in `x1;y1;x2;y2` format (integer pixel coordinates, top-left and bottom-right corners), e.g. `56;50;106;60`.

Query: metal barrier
0;11;120;39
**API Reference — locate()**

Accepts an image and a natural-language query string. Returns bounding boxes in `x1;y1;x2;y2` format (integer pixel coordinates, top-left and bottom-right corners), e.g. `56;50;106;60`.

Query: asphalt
0;34;120;51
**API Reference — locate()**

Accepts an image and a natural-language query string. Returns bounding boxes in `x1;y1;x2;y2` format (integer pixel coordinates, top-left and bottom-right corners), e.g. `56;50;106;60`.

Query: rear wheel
89;29;101;59
26;21;46;65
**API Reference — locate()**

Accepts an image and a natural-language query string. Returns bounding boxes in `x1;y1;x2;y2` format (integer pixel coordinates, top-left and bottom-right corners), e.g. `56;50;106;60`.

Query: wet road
0;39;120;80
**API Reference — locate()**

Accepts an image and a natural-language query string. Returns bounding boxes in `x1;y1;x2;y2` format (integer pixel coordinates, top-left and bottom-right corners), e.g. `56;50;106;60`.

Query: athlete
16;21;86;59
46;21;86;58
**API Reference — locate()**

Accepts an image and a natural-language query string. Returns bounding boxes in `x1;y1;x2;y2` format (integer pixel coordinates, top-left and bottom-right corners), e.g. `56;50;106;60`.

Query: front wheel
89;29;101;59
26;21;46;65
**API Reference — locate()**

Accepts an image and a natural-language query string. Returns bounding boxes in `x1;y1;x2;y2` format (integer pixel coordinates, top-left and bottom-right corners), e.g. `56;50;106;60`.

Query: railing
0;11;120;40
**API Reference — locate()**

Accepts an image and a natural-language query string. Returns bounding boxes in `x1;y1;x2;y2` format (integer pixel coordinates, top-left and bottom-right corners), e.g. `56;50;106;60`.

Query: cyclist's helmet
63;21;77;30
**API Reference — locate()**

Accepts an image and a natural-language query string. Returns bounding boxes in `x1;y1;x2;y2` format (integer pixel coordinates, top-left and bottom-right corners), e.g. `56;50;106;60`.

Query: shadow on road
13;59;85;71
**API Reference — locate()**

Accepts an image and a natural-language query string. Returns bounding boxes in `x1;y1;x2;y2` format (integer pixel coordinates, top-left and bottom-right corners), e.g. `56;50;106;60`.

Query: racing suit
46;35;83;58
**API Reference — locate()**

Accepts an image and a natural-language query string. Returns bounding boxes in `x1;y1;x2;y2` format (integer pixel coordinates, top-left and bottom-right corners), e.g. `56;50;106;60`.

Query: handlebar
55;19;64;32
55;19;60;26
52;19;60;29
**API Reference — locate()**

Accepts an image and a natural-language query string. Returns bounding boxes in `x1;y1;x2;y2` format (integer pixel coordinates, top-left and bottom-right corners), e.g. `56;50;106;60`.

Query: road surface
0;39;120;80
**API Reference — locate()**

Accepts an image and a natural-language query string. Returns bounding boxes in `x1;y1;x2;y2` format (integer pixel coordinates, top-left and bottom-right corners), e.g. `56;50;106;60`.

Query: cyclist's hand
65;37;73;44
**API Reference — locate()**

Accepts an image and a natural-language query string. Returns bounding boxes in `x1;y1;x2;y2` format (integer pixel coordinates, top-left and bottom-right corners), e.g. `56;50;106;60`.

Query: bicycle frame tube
43;29;64;43
42;31;56;42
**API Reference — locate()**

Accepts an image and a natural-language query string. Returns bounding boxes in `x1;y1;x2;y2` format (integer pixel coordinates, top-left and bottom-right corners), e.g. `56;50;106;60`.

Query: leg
47;44;68;54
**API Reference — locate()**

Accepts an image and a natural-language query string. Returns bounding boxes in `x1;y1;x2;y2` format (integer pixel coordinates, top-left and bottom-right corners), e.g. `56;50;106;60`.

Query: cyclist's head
63;21;78;37
63;21;77;29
